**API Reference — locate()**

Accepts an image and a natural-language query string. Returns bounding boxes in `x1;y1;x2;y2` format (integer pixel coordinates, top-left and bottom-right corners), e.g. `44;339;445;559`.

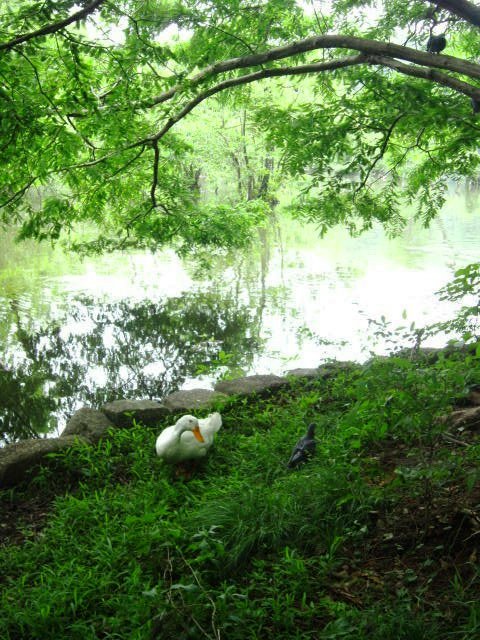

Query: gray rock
61;407;114;444
286;368;322;379
101;399;170;427
289;362;357;378
449;406;480;431
163;388;227;412
287;362;359;380
318;361;358;375
0;436;86;487
214;374;288;396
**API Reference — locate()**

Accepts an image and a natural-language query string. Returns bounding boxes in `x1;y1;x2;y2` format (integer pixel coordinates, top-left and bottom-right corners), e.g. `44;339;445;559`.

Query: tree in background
1;0;480;252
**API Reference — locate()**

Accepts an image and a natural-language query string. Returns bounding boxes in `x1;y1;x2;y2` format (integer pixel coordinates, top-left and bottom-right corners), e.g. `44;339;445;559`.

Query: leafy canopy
1;0;480;251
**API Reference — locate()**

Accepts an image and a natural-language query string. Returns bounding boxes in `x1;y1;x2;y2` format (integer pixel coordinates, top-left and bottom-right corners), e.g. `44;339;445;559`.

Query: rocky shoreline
1;345;478;488
0;367;336;487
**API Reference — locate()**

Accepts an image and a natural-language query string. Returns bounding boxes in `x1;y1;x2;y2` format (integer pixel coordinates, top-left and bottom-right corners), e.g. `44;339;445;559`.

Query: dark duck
287;423;317;468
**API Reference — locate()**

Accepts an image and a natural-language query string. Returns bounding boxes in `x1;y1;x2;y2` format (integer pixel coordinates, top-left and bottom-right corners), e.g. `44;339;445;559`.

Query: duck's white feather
198;412;222;438
155;412;222;464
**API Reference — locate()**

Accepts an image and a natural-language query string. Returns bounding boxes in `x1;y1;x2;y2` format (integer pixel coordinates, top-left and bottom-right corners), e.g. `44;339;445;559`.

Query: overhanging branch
368;55;480;99
145;34;480;110
6;47;479;202
14;51;478;187
432;0;480;28
150;55;369;141
0;0;105;52
148;54;480;145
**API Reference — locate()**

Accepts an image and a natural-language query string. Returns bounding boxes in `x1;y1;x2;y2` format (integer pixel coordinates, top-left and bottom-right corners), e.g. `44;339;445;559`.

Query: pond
1;190;479;442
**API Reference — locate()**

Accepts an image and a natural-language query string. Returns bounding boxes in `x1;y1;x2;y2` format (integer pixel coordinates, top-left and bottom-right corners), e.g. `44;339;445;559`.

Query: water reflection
1;192;479;442
0;292;262;443
465;177;480;214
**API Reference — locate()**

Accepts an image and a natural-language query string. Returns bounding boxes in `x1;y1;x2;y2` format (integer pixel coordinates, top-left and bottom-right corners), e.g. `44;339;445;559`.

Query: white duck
155;412;222;465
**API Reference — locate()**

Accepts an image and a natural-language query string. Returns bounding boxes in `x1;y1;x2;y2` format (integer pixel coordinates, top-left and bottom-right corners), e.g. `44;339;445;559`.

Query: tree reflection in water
0;291;262;443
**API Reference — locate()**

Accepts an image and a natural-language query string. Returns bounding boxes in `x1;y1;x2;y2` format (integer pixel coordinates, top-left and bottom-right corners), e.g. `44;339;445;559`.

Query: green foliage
427;263;480;342
2;1;480;250
255;67;476;235
321;602;439;639
2;351;480;637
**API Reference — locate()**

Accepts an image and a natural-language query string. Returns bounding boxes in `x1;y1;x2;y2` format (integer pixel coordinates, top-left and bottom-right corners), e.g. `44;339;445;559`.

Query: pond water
1;190;479;442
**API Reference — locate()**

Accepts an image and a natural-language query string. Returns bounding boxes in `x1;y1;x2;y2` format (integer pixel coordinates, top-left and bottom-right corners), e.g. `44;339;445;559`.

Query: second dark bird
287;423;317;468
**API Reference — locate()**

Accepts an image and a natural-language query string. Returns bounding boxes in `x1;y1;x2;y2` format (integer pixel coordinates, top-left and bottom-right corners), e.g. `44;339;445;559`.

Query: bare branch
0;0;106;52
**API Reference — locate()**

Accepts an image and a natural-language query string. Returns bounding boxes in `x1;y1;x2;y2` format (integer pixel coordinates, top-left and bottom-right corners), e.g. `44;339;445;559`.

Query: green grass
1;351;480;639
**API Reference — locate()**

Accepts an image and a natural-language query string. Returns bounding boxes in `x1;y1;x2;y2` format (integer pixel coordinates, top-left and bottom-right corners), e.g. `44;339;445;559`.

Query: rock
467;385;480;406
289;362;357;378
319;361;358;375
392;347;442;363
163;389;227;412
214;374;288;397
0;436;87;488
286;368;322;379
449;406;480;431
61;407;115;444
101;399;170;427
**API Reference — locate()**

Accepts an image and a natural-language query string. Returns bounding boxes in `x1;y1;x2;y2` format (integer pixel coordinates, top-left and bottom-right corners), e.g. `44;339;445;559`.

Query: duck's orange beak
193;426;205;443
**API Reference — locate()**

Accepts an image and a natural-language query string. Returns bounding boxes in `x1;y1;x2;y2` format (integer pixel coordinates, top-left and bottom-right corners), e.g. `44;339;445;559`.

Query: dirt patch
332;488;480;613
0;492;55;546
331;427;480;612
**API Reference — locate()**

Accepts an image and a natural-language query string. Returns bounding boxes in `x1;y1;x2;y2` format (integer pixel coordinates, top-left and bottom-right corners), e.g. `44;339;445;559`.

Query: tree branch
0;177;37;209
150;141;160;208
371;126;427;187
211;25;258;56
355;112;407;194
9;50;478;194
148;53;480;146
106;145;147;181
145;33;480;110
150;56;369;142
7;43;478;204
0;0;106;51
367;55;480;100
0;142;149;212
58;139;147;172
432;0;480;28
15;47;68;126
